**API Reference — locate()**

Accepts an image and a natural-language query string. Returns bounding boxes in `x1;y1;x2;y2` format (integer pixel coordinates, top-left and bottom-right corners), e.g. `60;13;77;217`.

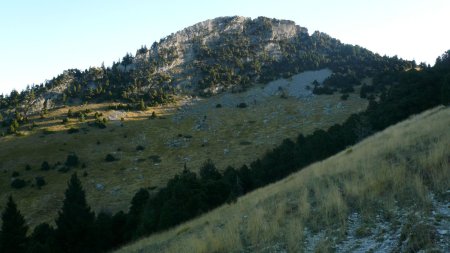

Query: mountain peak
0;16;413;115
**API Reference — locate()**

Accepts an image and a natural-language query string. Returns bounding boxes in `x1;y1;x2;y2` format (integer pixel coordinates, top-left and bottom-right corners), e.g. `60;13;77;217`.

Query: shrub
67;127;79;134
43;128;56;135
237;102;247;108
25;164;32;171
341;94;349;100
136;145;145;151
11;178;27;189
62;117;69;124
35;176;46;189
239;140;252;145
313;85;334;95
105;154;117;162
58;166;70;173
215;103;222;108
65;153;79;167
89;120;107;129
149;155;162;163
12;171;20;177
41;161;51;171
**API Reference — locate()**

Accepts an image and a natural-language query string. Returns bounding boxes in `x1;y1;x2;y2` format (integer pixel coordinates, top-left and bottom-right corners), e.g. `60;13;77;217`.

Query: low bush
237;102;247;108
41;161;51;171
58;166;70;173
67;127;80;134
35;176;46;189
11;178;26;189
105;154;117;162
89;120;107;129
149;155;162;163
65;153;79;167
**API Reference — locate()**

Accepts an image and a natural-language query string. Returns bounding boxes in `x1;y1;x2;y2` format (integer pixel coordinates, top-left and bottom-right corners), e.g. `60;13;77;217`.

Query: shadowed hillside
115;106;450;253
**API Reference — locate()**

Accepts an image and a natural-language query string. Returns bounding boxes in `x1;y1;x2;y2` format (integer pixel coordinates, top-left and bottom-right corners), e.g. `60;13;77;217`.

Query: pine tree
0;196;28;253
124;188;149;240
27;223;55;253
55;173;95;253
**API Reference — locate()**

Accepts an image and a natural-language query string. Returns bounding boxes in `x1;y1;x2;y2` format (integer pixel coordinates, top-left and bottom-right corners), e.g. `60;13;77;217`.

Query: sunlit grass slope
115;106;450;253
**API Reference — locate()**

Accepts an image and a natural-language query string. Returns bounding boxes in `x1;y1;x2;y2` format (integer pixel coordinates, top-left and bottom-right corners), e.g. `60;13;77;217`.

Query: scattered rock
110;186;121;196
167;138;189;148
438;229;447;235
95;183;105;191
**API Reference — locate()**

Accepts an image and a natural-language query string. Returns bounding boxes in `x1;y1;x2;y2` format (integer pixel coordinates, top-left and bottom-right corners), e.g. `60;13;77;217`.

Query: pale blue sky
1;0;448;95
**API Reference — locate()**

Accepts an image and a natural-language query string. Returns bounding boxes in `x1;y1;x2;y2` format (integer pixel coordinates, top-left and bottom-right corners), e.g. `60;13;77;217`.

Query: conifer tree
55;173;95;253
28;223;55;253
124;188;149;240
0;196;28;253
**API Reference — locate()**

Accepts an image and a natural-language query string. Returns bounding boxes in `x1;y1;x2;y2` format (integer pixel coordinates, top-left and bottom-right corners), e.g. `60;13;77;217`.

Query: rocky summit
2;16;412;117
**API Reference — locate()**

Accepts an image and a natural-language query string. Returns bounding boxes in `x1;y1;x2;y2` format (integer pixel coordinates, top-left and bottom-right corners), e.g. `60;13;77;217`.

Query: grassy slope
0;77;367;228
115;106;450;253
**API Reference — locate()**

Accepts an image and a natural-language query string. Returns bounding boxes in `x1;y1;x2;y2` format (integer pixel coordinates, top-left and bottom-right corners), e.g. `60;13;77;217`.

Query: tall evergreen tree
55;173;95;253
27;223;55;253
0;196;28;253
124;188;149;240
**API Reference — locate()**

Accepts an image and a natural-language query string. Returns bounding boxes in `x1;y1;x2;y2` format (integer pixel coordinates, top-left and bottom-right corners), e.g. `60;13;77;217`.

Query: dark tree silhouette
27;223;55;253
0;196;28;253
124;188;149;240
55;173;95;253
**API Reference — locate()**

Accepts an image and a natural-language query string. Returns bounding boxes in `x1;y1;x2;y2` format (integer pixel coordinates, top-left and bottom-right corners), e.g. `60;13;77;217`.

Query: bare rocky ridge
134;16;309;93
24;16;312;114
6;15;412;120
141;16;305;66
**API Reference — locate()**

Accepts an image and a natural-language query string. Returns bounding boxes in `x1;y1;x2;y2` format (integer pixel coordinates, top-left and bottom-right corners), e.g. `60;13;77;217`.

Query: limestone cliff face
21;16;314;113
133;16;309;93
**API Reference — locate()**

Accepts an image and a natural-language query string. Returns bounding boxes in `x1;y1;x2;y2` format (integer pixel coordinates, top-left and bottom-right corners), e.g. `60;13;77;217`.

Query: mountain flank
1;16;411;118
115;106;450;253
0;69;368;229
0;15;448;253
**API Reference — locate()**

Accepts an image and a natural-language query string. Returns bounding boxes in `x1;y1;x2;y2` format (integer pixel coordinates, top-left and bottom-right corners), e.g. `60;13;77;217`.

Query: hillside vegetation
0;16;411;129
0;15;448;253
116;105;450;253
0;70;367;228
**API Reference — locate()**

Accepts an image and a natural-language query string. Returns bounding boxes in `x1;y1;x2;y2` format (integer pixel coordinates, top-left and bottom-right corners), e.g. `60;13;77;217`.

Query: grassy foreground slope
116;106;450;253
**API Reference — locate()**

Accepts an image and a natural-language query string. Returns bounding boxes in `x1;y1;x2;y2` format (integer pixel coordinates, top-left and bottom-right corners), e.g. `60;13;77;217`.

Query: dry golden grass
115;106;450;253
0;89;366;228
